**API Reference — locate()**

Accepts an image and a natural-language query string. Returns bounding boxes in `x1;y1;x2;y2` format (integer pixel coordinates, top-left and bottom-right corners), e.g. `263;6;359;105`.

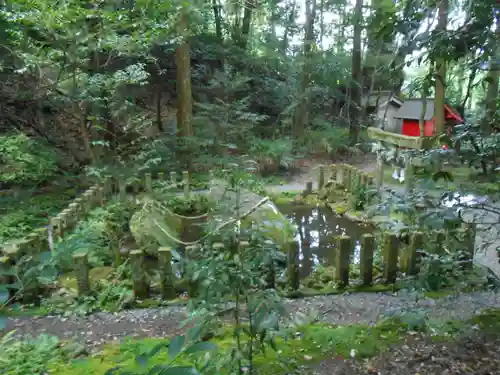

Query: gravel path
6;291;500;349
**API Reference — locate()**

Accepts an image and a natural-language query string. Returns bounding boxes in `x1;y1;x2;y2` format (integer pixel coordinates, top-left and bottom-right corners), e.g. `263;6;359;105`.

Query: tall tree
433;0;448;135
348;0;363;145
292;0;317;140
176;8;193;138
482;14;500;134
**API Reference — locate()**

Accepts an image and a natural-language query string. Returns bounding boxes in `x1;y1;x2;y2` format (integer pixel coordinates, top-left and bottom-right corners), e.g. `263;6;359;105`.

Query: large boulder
129;199;183;253
207;180;296;246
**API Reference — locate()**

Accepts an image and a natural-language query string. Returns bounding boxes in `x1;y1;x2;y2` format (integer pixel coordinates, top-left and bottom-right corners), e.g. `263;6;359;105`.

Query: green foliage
0;332;65;375
0;134;58;186
42;264;134;316
53;199;136;271
0;189;75;243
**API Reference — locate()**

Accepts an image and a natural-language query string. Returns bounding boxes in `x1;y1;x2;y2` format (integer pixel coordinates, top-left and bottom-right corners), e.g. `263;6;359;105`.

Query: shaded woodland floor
305;329;500;375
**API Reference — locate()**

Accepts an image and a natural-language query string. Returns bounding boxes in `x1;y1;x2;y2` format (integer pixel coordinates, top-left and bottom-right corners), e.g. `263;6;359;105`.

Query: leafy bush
249;138;294;175
0;134;58;186
304;121;350;158
0;332;65;375
0;190;75;243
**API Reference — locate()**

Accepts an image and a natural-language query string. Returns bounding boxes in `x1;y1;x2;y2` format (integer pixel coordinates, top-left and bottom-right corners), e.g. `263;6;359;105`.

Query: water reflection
278;205;368;278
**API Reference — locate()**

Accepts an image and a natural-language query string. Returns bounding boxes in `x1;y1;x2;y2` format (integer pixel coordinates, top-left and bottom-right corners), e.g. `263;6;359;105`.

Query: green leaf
183;341;217;355
161;366;200;375
168;335;185;359
135;354;149;367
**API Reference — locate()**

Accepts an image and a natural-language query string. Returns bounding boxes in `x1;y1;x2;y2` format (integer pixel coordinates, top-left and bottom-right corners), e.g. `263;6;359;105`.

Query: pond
278;204;370;279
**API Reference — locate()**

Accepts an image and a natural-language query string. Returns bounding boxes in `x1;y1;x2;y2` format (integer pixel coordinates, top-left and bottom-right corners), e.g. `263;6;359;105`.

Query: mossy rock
209;182;296;246
129;200;183;253
58;266;115;294
328;202;349;215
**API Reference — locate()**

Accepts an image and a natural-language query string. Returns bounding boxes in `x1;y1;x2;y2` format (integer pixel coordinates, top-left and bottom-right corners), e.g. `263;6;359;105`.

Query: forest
0;0;500;374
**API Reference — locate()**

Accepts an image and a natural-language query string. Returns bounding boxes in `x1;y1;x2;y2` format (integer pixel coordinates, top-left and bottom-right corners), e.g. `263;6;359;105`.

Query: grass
47;321;406;375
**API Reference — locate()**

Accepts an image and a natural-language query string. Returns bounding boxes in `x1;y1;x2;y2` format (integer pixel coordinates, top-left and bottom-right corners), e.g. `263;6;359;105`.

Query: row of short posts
50;181;109;240
72;247;178;299
329;164;374;192
374;149;415;194
304;164;375;195
117;171;191;200
286;224;477;291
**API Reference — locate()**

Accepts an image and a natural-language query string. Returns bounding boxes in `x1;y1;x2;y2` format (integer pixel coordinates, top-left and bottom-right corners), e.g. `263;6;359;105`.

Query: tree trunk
348;0;363;145
482;16;500;134
292;0;316;140
239;0;255;49
212;0;224;69
433;0;448;135
176;10;193;138
282;0;296;52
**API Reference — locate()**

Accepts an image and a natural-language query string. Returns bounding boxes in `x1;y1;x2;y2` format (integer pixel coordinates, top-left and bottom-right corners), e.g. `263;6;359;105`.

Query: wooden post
360;234;375;286
158;247;176;300
287;240;300;291
335;236;351;287
406;231;423;275
130;250;148;299
360;173;368;190
73;252;90;296
375;152;384;190
404;157;414;193
383;232;399;284
170;171;177;185
183;171;190;198
145;173;152;193
318;165;325;190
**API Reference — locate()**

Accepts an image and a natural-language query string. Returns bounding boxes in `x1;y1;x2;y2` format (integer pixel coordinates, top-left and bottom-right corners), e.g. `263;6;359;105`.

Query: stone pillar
145;173;152;193
170;171;177;185
73;252;90;296
304;181;313;195
406;231;423;275
130;250;149;299
404;157;414;193
287;240;300;291
375;152;384;190
360;234;375;286
383;233;399;284
183;171;190;198
50;217;62;239
119;179;127;201
158;172;165;181
158;247;176;300
335;236;351;287
318;165;325;190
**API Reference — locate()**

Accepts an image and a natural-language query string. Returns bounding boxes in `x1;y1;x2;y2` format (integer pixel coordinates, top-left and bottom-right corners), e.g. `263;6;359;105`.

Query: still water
278;205;369;278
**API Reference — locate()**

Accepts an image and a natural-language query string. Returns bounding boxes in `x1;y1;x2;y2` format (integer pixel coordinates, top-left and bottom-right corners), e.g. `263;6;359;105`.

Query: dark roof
393;98;435;120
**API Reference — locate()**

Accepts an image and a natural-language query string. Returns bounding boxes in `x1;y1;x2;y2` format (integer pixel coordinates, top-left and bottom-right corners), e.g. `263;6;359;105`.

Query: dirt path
6;291;500;349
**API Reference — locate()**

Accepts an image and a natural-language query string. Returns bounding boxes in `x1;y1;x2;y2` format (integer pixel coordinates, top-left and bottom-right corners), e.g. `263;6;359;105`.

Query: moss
48;321;406;375
58;266;115;294
328;202;349;215
470;308;500;331
285;283;395;298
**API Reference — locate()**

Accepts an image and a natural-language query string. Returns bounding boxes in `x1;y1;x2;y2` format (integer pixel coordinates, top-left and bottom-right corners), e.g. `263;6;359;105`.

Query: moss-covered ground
44;308;500;375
